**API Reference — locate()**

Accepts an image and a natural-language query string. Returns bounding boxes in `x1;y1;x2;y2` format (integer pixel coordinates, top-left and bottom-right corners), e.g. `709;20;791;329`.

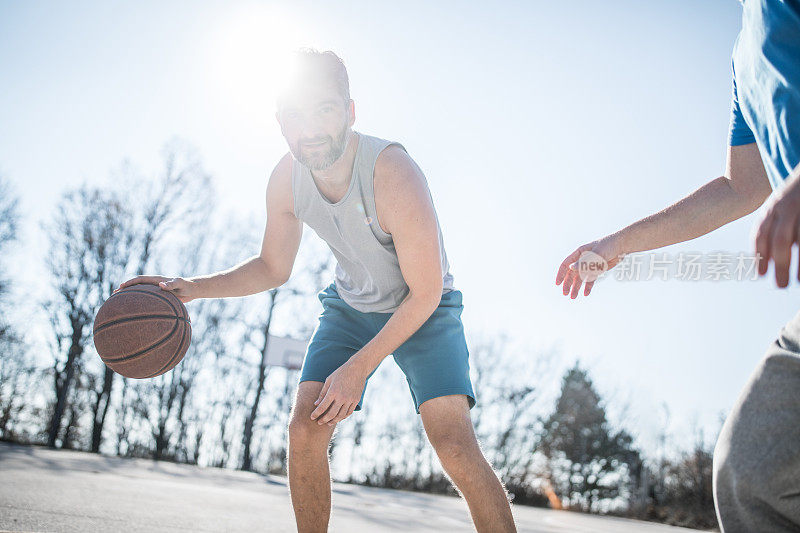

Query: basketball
93;283;192;379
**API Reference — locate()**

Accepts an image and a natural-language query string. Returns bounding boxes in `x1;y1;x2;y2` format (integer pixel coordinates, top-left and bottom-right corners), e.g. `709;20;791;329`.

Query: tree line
0;142;718;530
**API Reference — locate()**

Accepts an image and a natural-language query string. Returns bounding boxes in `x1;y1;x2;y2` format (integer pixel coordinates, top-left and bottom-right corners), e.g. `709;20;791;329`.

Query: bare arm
188;153;302;298
617;143;770;253
346;146;444;372
119;154;302;301
556;143;772;298
310;146;445;424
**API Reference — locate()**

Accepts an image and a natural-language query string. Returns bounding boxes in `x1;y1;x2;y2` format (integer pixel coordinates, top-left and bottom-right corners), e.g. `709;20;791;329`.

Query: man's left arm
310;146;445;425
756;162;800;287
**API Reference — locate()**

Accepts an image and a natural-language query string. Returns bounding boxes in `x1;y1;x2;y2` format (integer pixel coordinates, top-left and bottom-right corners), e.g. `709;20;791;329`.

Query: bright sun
209;4;313;118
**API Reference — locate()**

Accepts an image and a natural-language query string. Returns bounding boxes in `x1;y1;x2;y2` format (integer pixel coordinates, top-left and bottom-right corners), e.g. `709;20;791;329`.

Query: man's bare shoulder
374;144;429;196
374;144;435;234
266;152;295;215
270;152;294;184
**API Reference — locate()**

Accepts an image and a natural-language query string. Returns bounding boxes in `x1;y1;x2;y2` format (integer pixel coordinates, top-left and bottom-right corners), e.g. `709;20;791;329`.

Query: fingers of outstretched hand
569;273;583;299
584;280;595;297
755;210;774;277
561;267;582;298
755;202;800;288
768;215;797;288
556;248;583;286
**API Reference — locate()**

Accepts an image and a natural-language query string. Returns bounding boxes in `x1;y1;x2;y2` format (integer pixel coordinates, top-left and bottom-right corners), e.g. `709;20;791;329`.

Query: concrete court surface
0;442;705;533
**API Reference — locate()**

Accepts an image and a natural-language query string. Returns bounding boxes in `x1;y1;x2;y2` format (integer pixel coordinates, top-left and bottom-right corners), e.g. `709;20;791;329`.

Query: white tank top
291;132;455;313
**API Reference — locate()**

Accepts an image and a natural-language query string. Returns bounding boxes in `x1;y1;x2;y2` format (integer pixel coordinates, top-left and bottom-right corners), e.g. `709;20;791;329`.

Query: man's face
277;82;354;171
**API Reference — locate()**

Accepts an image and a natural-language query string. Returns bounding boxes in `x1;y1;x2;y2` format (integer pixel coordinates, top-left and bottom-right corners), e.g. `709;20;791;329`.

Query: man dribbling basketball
118;49;516;532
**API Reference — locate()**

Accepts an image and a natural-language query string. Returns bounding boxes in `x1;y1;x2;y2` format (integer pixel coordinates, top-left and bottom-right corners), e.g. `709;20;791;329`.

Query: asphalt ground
0;442;705;532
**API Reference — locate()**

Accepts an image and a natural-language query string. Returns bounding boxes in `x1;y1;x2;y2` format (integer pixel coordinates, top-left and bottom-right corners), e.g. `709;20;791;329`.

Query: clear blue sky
2;0;797;452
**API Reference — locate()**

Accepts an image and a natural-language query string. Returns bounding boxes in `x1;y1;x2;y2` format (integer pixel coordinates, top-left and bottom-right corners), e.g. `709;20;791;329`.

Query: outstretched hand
114;275;198;303
755;168;800;287
555;235;625;299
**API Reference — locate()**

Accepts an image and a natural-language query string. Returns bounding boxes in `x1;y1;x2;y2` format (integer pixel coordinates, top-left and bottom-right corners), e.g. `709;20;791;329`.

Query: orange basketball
93;283;192;379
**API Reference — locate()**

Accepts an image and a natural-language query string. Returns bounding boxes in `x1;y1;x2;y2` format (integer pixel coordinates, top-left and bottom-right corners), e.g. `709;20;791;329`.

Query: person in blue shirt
556;1;800;530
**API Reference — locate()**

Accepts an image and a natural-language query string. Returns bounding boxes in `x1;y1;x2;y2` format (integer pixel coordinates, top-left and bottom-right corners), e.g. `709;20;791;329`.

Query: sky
2;0;797;454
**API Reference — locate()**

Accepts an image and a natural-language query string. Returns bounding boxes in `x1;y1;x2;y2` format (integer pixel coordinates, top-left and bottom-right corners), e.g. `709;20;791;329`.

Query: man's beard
292;124;349;171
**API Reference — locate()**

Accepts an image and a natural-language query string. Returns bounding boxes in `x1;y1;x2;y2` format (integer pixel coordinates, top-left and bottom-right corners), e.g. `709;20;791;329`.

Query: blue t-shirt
728;0;800;190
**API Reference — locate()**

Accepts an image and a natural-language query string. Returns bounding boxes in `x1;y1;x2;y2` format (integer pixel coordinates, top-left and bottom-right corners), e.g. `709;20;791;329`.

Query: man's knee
432;436;483;477
288;396;333;451
714;395;800;529
714;316;800;529
288;415;333;451
714;442;796;530
714;380;774;500
287;381;332;451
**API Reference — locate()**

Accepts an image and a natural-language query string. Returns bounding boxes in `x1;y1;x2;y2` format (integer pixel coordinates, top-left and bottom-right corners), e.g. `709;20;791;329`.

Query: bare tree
236;224;334;472
0;175;19;303
113;212;230;461
0;176;32;441
240;290;277;471
42;140;213;451
0;334;37;441
89;142;213;453
43;187;135;448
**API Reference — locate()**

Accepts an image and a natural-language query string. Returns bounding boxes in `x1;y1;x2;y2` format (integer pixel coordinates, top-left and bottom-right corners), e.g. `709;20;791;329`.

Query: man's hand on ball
115;275;198;303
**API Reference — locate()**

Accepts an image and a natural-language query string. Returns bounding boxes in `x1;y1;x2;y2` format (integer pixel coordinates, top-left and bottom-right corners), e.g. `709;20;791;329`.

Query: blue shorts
299;283;476;414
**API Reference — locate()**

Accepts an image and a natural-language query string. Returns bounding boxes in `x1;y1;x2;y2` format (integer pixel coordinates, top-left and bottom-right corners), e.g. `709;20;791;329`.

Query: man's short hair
277;48;350;109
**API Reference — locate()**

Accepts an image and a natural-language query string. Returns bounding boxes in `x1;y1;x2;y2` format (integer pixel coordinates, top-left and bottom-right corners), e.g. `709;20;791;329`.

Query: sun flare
209;5;313;116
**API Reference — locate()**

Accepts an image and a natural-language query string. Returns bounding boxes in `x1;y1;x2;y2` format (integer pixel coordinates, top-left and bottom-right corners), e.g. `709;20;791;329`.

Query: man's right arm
118;154;302;302
556;143;772;298
189;153;301;299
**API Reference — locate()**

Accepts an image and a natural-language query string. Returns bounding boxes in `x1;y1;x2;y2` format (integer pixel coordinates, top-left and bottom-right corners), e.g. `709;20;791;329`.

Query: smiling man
119;49;516;532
